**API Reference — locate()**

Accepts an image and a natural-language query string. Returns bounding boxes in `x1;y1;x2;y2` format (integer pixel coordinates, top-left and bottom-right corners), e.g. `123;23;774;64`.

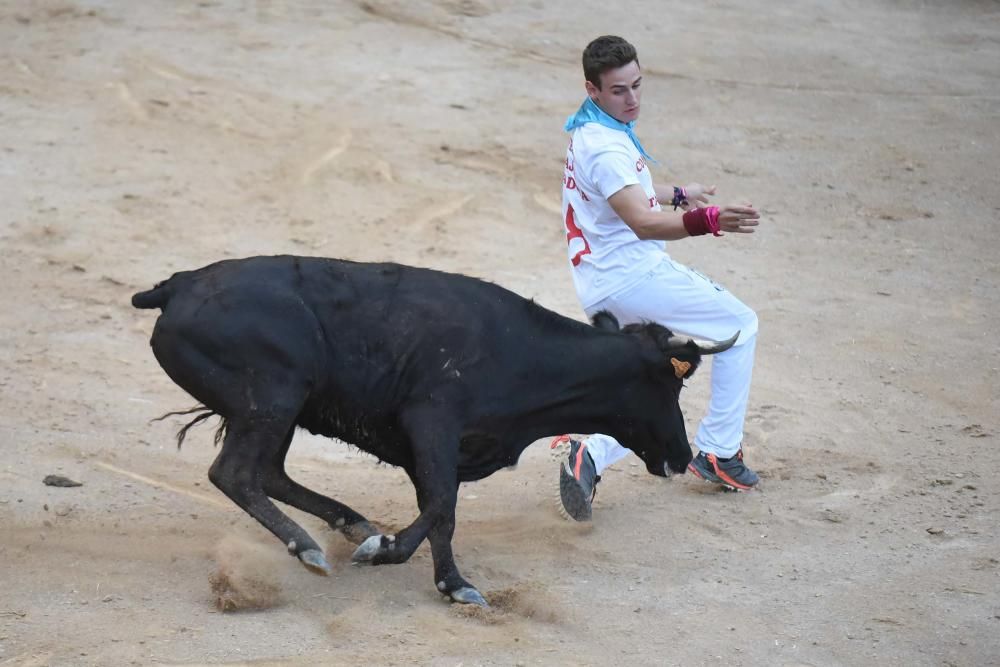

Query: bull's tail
151;405;230;449
131;280;173;310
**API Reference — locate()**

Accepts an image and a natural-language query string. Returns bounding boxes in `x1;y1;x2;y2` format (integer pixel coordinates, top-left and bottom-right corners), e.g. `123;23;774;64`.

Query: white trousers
581;257;759;472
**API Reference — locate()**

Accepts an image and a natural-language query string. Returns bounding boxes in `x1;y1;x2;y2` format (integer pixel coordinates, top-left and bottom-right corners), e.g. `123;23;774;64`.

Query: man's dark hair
582;36;638;89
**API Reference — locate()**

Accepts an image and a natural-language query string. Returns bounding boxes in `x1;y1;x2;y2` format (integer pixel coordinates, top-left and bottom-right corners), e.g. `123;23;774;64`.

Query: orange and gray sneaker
556;437;601;521
687;448;759;491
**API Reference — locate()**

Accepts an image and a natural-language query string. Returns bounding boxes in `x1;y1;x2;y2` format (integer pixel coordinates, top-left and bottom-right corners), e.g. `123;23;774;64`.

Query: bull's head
592;311;739;477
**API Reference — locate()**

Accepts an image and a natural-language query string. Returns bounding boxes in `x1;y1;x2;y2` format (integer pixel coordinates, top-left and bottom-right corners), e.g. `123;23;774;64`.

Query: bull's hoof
339;520;380;545
298;548;333;576
449;586;488;607
350;534;396;564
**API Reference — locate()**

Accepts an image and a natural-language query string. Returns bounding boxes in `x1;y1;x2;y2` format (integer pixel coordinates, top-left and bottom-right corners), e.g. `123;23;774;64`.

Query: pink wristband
682;206;722;237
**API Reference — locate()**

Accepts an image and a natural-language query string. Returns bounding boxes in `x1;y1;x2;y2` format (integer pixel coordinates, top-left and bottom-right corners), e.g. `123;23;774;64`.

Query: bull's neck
522;333;647;443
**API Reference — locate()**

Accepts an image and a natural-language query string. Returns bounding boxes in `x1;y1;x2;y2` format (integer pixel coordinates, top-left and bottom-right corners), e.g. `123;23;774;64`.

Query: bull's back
142;252;590;394
140;255;542;389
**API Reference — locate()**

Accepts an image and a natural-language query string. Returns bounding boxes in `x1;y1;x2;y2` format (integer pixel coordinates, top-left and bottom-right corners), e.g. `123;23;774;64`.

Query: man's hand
683;183;717;208
718;202;760;234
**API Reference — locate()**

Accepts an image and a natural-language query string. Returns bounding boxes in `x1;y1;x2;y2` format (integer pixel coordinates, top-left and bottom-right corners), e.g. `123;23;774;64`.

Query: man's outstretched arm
608;184;760;241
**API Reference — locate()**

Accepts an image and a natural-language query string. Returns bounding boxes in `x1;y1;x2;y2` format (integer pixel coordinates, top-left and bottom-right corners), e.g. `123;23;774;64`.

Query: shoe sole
552;438;595;521
558;462;593;521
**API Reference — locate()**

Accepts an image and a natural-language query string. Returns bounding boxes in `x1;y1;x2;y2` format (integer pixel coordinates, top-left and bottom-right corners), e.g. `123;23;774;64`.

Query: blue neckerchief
564;97;657;163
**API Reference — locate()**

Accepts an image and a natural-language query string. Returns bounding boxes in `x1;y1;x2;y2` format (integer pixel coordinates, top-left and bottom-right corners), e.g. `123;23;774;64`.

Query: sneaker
687;448;759;491
555;437;601;521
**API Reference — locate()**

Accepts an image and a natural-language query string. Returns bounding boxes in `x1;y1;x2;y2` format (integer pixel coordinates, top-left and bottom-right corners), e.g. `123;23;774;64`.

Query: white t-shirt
561;123;666;309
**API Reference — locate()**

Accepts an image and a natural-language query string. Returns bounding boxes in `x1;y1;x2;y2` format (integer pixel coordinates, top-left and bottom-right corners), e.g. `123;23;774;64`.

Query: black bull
132;255;736;606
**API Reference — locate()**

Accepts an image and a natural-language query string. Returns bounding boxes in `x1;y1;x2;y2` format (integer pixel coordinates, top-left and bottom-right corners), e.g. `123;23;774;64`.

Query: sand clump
208;534;287;612
451;584;563;625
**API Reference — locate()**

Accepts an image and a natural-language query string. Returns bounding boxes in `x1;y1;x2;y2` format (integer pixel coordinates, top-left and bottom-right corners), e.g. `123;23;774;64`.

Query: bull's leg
349;473;434;566
417;472;485;606
350;405;485;606
209;416;333;575
262;429;380;545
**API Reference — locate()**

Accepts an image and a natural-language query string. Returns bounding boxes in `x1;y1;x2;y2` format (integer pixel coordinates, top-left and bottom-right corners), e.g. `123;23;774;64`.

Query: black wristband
671;186;688;211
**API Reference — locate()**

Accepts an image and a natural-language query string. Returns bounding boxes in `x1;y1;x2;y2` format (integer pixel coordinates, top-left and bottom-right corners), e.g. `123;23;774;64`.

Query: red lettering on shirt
648;196;658;208
564;203;591;267
636;157;646;172
565;156;574;172
564;168;589;202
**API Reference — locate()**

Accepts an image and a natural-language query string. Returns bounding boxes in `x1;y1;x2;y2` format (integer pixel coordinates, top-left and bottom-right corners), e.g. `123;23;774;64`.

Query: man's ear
584;79;599;99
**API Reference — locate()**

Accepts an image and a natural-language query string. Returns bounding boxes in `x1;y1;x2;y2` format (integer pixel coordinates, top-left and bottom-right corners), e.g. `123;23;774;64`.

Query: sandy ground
2;1;999;665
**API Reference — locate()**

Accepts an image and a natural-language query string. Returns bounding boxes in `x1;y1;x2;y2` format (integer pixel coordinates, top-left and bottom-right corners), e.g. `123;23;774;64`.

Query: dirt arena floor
2;1;999;665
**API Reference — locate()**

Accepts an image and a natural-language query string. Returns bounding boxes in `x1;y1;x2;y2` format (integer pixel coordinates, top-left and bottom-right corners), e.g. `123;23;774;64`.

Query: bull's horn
669;331;740;355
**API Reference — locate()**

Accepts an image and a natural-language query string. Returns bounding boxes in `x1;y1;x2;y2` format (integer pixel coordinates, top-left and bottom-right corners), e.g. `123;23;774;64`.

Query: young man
558;35;762;520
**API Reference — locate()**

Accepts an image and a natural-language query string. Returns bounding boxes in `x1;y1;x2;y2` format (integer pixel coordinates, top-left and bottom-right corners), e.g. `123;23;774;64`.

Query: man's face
586;60;642;124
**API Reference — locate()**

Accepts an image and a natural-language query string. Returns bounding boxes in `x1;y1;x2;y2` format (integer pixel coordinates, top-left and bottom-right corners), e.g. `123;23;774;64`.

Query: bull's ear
670;358;692;378
591;310;620;331
669;355;699;379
